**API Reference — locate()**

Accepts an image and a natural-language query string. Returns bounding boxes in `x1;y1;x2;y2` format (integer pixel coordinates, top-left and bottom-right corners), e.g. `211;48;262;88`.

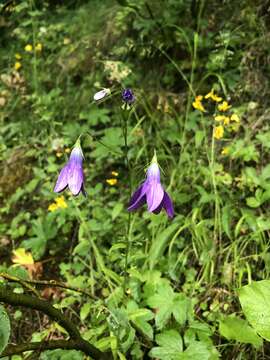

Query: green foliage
219;315;263;348
0;306;10;355
1;0;270;358
239;281;270;342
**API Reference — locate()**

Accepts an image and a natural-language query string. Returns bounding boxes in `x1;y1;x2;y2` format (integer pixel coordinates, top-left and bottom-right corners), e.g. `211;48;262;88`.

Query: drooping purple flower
54;140;85;196
128;154;174;218
122;88;135;104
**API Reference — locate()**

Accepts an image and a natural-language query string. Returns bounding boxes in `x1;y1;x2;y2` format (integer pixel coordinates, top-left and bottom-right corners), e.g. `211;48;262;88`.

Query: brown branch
1;339;93;358
0;272;98;300
0;287;111;360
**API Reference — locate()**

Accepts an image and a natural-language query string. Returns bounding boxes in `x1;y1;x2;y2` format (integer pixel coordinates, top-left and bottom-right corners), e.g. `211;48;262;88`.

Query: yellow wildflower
48;203;58;212
214;125;224;140
12;248;34;266
56;152;63;157
214;115;230;125
192;95;206;112
231;113;240;122
111;171;119;177
48;196;67;212
24;44;33;52
55;196;68;209
15;53;22;60
221;147;229;155
218;101;231;112
65;148;71;153
14;62;22;71
106;178;118;186
205;89;222;102
35;43;42;52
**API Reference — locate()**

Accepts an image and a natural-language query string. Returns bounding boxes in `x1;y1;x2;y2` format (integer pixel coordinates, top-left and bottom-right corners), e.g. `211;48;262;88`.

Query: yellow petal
24;44;33;52
12;248;34;265
214;125;224;139
231;113;240;122
106;178;117;186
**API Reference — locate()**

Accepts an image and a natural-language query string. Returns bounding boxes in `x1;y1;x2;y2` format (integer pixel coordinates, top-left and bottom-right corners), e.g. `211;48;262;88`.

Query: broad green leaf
219;316;262;348
149;330;183;359
148;223;179;269
239;280;270;341
0;306;10;355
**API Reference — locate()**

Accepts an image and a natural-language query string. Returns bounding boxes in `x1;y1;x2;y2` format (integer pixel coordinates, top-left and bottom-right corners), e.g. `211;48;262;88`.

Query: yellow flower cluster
24;43;42;53
48;196;68;212
13;43;42;71
192;89;241;141
213;104;240;140
192;95;206;112
205;89;222;102
106;171;119;186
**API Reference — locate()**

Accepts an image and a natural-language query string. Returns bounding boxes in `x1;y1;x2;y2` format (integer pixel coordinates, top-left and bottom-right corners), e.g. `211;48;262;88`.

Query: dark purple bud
122;88;135;104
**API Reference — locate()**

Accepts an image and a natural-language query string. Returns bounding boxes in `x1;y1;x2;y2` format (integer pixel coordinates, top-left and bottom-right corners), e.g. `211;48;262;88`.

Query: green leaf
246;197;261;208
239;280;270;341
0;306;10;355
219;316;262;348
179;341;213;360
129;308;154;340
148;223;179;270
149;330;183;359
80;303;91;321
146;282;189;330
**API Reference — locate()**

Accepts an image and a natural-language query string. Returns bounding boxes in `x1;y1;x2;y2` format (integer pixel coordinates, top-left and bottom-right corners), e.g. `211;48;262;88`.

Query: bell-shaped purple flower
122;88;135;104
128;154;174;218
54;140;85;196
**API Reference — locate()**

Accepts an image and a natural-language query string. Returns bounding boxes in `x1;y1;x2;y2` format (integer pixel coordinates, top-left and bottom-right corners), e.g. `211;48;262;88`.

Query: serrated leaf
146;282;189;330
149;330;183;359
179;341;213;360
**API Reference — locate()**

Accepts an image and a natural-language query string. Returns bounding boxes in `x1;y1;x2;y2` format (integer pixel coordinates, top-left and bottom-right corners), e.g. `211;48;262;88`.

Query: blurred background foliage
1;0;270;359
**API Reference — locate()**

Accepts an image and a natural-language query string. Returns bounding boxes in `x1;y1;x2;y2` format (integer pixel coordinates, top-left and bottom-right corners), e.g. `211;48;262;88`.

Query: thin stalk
210;129;222;262
121;108;132;292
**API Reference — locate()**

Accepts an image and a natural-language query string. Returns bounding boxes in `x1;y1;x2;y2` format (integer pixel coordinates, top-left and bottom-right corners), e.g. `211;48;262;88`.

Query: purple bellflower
54;139;85;196
122;88;135;104
128;153;174;218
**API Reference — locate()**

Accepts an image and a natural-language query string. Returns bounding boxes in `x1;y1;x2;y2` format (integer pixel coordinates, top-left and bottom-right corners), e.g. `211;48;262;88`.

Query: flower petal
68;163;84;196
54;165;69;193
146;182;164;212
163;191;174;218
128;183;147;211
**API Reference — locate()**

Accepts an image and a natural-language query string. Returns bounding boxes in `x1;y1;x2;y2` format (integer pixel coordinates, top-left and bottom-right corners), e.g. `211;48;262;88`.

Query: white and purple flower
54;141;85;196
128;154;174;218
93;88;110;101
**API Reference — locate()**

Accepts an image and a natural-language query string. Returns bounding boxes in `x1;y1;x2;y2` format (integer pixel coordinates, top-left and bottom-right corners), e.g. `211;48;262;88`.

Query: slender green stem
121;109;132;292
210;129;221;263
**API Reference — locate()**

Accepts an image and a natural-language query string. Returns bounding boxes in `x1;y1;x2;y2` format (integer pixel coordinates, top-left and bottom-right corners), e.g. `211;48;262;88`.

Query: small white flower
93;88;110;101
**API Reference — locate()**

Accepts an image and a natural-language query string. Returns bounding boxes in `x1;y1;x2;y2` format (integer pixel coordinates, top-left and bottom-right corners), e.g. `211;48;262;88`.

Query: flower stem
121;109;132;292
